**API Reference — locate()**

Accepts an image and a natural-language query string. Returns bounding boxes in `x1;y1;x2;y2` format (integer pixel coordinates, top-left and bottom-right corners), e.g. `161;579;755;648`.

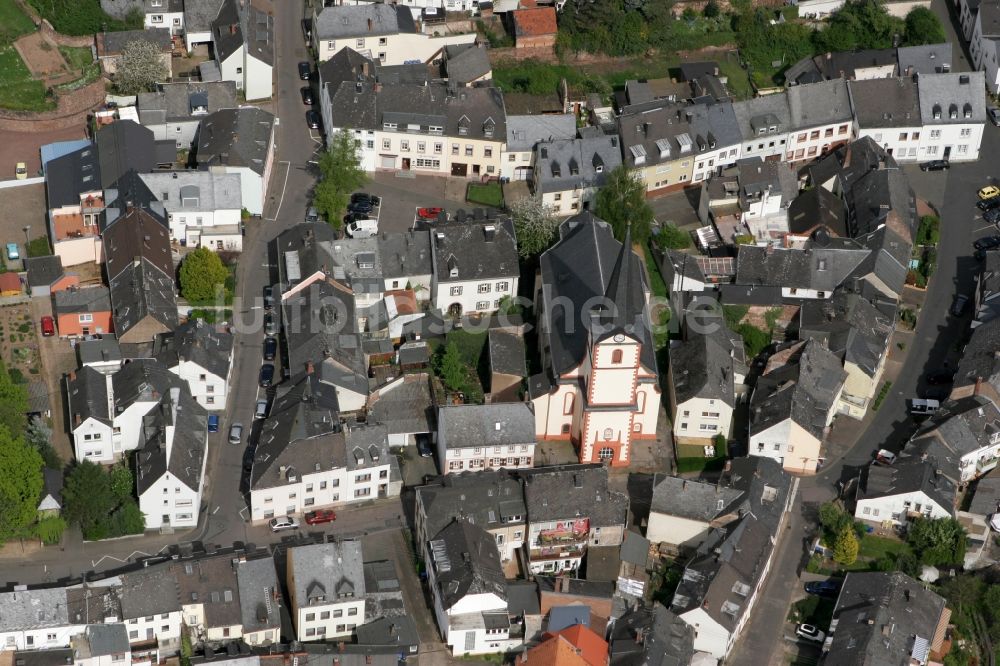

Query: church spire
600;225;641;334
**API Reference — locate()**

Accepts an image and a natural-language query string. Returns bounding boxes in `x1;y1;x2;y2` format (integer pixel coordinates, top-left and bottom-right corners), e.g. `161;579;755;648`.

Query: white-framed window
496;281;509;292
961;128;972;137
478;283;491;293
476;300;489;310
930;129;941;139
401;140;409;152
417;142;426;153
450;286;462;296
150;14;163;22
79;313;94;323
356;38;365;48
382;139;390;150
414;158;440;169
958;144;969;154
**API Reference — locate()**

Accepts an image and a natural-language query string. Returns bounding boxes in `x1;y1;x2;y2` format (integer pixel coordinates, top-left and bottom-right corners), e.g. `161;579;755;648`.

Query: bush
916;215;940;246
34;516;66;545
872;381;892;411
26;0;142;35
833;525;859;565
179;248;230;304
657;224;691;250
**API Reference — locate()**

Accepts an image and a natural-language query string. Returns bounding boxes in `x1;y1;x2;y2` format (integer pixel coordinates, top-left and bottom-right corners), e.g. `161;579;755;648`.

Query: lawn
59;45;94;70
675;439;728;474
789;596;835;630
0;0;36;43
858;535;912;561
0;46;54;112
466;182;503;208
27;0;140;36
717;53;754;101
25;235;51;258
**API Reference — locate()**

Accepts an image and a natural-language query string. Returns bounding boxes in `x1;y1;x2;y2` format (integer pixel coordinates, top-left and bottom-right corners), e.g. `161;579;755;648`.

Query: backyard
0;304;42;386
0;45;51;112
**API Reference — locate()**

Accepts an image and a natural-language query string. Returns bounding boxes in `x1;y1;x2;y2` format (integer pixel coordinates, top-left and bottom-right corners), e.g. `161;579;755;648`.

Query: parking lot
0;182;47;265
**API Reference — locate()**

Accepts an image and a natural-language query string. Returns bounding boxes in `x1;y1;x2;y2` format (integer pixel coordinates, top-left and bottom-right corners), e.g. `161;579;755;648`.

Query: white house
100;0;185;35
336;0;480;19
848;77;924;162
736;157;798;241
286;541;366;641
854;457;956;528
501;114;576;181
195;107;275;216
211;0;273;101
140;171;243;250
646;474;744;549
904;397;1000;485
533;134;622;217
430;217;519;316
916;71;986;161
426;520;516;656
784;79;854;162
732;93;793;163
971;1;1000;92
437;403;536;474
116;570;184;653
0;589;82;651
137;81;239;149
136;387;209;531
154;320;234;411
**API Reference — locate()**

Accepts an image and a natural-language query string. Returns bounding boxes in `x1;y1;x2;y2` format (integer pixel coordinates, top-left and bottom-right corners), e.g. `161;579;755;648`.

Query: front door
402;157;410;170
944;145;952;159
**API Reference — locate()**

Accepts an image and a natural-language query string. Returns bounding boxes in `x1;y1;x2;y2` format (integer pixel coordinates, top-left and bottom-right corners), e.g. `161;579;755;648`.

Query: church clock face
613;334;625;342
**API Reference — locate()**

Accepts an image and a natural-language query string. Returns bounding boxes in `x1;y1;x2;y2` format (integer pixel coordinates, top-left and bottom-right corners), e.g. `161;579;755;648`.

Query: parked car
259;363;275;387
15;162;27;180
5;243;19;261
951;294;970;316
986;208;1000;226
351;192;379;205
979;185;1000;200
269;515;299;532
300;87;314;105
416;433;434;458
306;110;321;130
305;206;320;223
345;217;378;238
875;449;897;465
297;61;311;80
990;107;1000;127
40;315;55;337
804;580;841;598
796;624;825;644
263;336;277;361
263;284;274;310
978;196;1000;211
264;312;277;336
919;159;949;171
974;235;1000;250
255;399;269;419
305;509;337;525
417;207;443;220
208;414;220;433
348;199;374;215
910;398;940;415
926;371;954;385
228;422;244;445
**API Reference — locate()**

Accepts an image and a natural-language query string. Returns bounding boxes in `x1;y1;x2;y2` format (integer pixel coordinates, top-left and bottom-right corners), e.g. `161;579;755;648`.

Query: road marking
264;160;291;222
975;224;996;233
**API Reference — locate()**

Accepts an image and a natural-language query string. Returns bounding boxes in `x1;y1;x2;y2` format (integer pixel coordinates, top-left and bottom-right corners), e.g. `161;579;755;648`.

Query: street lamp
22;225;30;248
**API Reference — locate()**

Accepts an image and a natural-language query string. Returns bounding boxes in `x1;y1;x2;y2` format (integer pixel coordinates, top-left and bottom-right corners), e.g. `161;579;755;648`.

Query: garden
466;182;503;208
907;215;939;288
432;329;490;405
0;0;51;113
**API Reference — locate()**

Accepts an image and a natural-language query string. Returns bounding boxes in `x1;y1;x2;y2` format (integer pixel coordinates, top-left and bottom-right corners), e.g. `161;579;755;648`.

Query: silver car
255;399;268;419
228;422;244;444
269;515;299;532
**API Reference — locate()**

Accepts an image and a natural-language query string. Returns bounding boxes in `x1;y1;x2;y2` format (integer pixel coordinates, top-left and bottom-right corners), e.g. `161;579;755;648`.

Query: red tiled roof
0;272;21;293
512;7;557;37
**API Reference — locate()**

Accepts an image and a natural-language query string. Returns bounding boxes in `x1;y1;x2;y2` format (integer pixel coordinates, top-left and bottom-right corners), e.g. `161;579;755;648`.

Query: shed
0;272;23;296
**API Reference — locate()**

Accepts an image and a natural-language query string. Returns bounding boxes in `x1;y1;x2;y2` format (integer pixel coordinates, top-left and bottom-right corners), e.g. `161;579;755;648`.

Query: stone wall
39;20;96;48
0;79;105;132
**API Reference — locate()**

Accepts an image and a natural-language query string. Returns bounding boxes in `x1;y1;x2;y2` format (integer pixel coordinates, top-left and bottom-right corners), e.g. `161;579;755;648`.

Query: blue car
5;243;19;261
804;580;841;598
207;414;220;432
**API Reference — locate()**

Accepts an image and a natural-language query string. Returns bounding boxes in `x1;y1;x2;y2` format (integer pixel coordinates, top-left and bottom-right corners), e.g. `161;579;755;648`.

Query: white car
796;624;825;644
269;515;299;532
255;399;268;419
228;422;244;445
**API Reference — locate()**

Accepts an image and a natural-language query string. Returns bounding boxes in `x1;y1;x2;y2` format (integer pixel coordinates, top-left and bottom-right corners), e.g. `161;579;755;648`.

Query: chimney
975;376;983;396
367;17;373;31
307;361;315;375
230;23;237;34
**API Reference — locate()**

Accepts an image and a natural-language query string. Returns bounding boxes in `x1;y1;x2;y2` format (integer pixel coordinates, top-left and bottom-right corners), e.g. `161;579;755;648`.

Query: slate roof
967;473;1000;517
74;623;130;658
119;568;181;618
154;318;234;380
917;71;987;124
12;649;74;666
825;572;947;666
522;465;629;527
355;615;419;649
290;541;365;608
507;580;540;616
364;82;506;141
953;316;1000;393
512;7;557;36
677;62;719;82
787;186;847;237
505;114;577;152
96;120;159;189
135;385;208;494
54;286;112;316
438;402;535;448
609;603;695;666
109;257;179;338
649;473;743;523
245;1;274;66
68;366;111;426
799;291;894;379
45;143;101;208
618;100;738;169
669;310;745;407
750;339;847;440
731;93;792;142
0;589;69;630
417;470;526;540
368;374;434;435
534;134;622;194
41;468;63;508
856;457;956;515
431;215;518;283
428;519;507;609
904;396;1000;478
488;329;526;377
66;585;122;626
361;559;407;621
101;28;172;55
137;81;239;123
102;205;173;280
170;554;243;629
444;44;491;84
786;78;853;130
811;49;898;80
101;168;168;232
313;4;414;39
140;171;243;213
196;107;275;175
897;42;954;75
539;213;656;378
184;0;226;32
378;230;432;278
848;77;921;128
24;255;65;288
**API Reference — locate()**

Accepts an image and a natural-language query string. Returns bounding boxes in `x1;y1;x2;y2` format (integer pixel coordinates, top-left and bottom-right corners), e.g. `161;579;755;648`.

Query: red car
305;509;336;525
40;316;55;337
417;207;443;220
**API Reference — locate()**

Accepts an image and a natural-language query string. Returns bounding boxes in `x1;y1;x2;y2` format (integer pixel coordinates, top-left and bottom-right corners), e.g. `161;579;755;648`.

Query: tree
436;342;466;393
819;502;853;541
0;424;44;544
813;0;904;52
179;247;229;304
594;165;654;244
833;524;859;565
940;575;985;613
703;0;720;17
657;223;692;250
34;516;67;545
26;417;61;470
904;7;946;45
907;516;967;566
314;130;368;228
510;195;560;259
62;460;116;539
0;359;29;434
110;464;134;502
114;39;169;95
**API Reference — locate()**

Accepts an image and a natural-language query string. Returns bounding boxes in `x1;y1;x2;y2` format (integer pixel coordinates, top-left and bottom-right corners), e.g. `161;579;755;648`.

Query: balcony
977;456;998;473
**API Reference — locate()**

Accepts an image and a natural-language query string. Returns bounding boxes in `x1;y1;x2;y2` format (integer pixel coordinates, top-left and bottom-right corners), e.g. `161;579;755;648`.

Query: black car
986;207;1000;225
975;235;1000;251
259;363;275;388
926;371;954;385
804;580;841;598
919;159;950;171
306;110;321;130
263;284;274;310
348;200;374;215
300;86;314;105
977;196;1000;212
297;61;311;80
990;107;1000;127
351;192;380;205
263;336;277;361
416;433;434;458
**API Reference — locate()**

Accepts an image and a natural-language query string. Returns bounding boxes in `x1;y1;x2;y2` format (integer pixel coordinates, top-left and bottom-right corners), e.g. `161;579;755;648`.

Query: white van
346;217;378;238
910;398;940;415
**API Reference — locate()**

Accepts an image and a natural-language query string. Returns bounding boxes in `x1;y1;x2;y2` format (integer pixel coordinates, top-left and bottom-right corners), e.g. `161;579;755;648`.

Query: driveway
0;182;47;263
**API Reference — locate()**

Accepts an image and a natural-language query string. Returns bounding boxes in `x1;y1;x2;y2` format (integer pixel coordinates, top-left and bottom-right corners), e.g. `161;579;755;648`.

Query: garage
379;155;396;169
513;166;533;181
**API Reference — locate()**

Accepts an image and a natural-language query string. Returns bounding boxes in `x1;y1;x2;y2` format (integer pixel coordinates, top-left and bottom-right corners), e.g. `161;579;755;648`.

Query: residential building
168;554;243;645
24;256;79;297
670;458;793;661
210;0;273;100
531;214;660;465
953;315;1000;401
972;0;1000;91
916;72;986;160
522;465;629;574
501;114;576;181
378;229;433;299
784;78;853;162
0;589;80;650
974;250;1000;326
287;541;365;641
533;133;622;216
645;474;744;550
53;287;113;338
748;339;847;474
183;0;225;50
897;42;953;76
824;572;950;665
96;120;177;191
415;470;526;567
96;29;172;77
367;373;435;447
904;395;1000;484
536;577;615;634
521;625;607;666
488;329;526;402
311;4;475;64
153;319;235;411
608;603;700;666
70;624;131;666
44;143;105;266
735;157;798;241
511;7;557;49
437;403;536;473
425;520;514;656
195;107;276;215
77;336;124;374
430;216;519;315
686;101;743;183
118;568;183;653
139;171;243;249
854;457;956;527
137;81;238;147
784;49;898;85
848;76;923;161
234;556;282;646
37;469;63;518
100;0;185;34
731;93;792;162
442;44;492;86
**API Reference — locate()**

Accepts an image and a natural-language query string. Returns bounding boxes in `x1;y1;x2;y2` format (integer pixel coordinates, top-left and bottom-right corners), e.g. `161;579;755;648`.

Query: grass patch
858;535;911;561
188;308;233;323
432;329;489;404
466;182;503;207
0;0;36;43
716;55;753;101
58;45;93;70
788;596;835;630
643;245;668;299
26;0;141;36
0;46;53;112
675;437;728;474
26;235;51;258
872;381;892;412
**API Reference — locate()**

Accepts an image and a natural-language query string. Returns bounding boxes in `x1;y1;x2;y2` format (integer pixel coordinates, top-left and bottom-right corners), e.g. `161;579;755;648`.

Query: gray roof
787;186;846;236
355;615;419;649
324;235;383;295
618;101;699;170
378;230;432;279
68;366;111;426
488;329;526;377
137;81;239;124
428;519;506;609
444;44;491;84
905;396;1000;478
101;0;183;19
826;572;947;666
236;556;281;634
848;77;921;128
857;457;956;515
76;623;130;658
246;1;274;66
139;171;243;213
154;318;234;381
799;292;894;379
41;468;63;507
368;374;434;434
534;134;622;194
505;113;577;152
437;402;535;449
365;82;506;142
967;473;1000;517
102;199;172;281
917;71;987;124
24;255;65;288
196;107;275;175
135;385;208;494
313;3;415;39
12;650;74;666
185;0;226;32
609;603;695;666
169;554;242;629
276;221;338;285
432;216;519;284
731;93;792;142
670;311;745;407
109;256;179;340
750;339;847;440
101;28;172;55
66;586;122;626
361;560;406;621
619;531;650;566
119;569;181;618
95;120;159;189
0;588;69;630
54;286;111;316
417;470;526;541
953;316;1000;393
44;143;100;209
786;78;853;130
290;541;365;608
344;424;393;472
897;42;954;75
650;473;743;523
522;464;629;527
506;580;540;616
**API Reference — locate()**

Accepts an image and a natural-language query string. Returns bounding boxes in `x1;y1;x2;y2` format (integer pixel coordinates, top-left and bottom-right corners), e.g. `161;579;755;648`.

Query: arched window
637;391;646;412
611;349;623;364
602;427;614;440
563;393;575;415
598;447;614;461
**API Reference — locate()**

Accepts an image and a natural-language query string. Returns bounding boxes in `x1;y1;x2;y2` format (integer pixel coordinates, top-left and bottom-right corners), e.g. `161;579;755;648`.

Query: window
496;281;509;292
484;147;493;158
508;154;516;162
334;609;343;618
434;143;442;154
150;14;162;22
930;129;941;139
478;283;491;293
449;286;462;296
320;611;330;620
699;424;718;431
379;37;387;45
465;145;473;156
354;487;371;497
417;142;426;153
400;140;409;152
959;144;969;154
927;145;938;155
824;128;833;137
348;608;358;616
320;481;327;490
810;130;820;140
382;139;390;150
326;41;334;50
961;128;972;137
79;313;93;323
598;447;614;461
129;631;138;640
414;158;440;169
912;132;919;140
561;423;571;434
476;300;489;310
487;165;495;174
305;629;315;637
356;38;365;48
452;144;459;155
603;427;614;440
554;193;562;201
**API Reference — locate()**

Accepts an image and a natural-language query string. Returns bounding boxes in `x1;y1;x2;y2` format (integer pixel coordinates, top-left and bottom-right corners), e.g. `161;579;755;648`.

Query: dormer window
949;104;958;119
964;103;973;119
383;122;397;130
483;119;495;138
932;104;941;120
458;125;468;136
